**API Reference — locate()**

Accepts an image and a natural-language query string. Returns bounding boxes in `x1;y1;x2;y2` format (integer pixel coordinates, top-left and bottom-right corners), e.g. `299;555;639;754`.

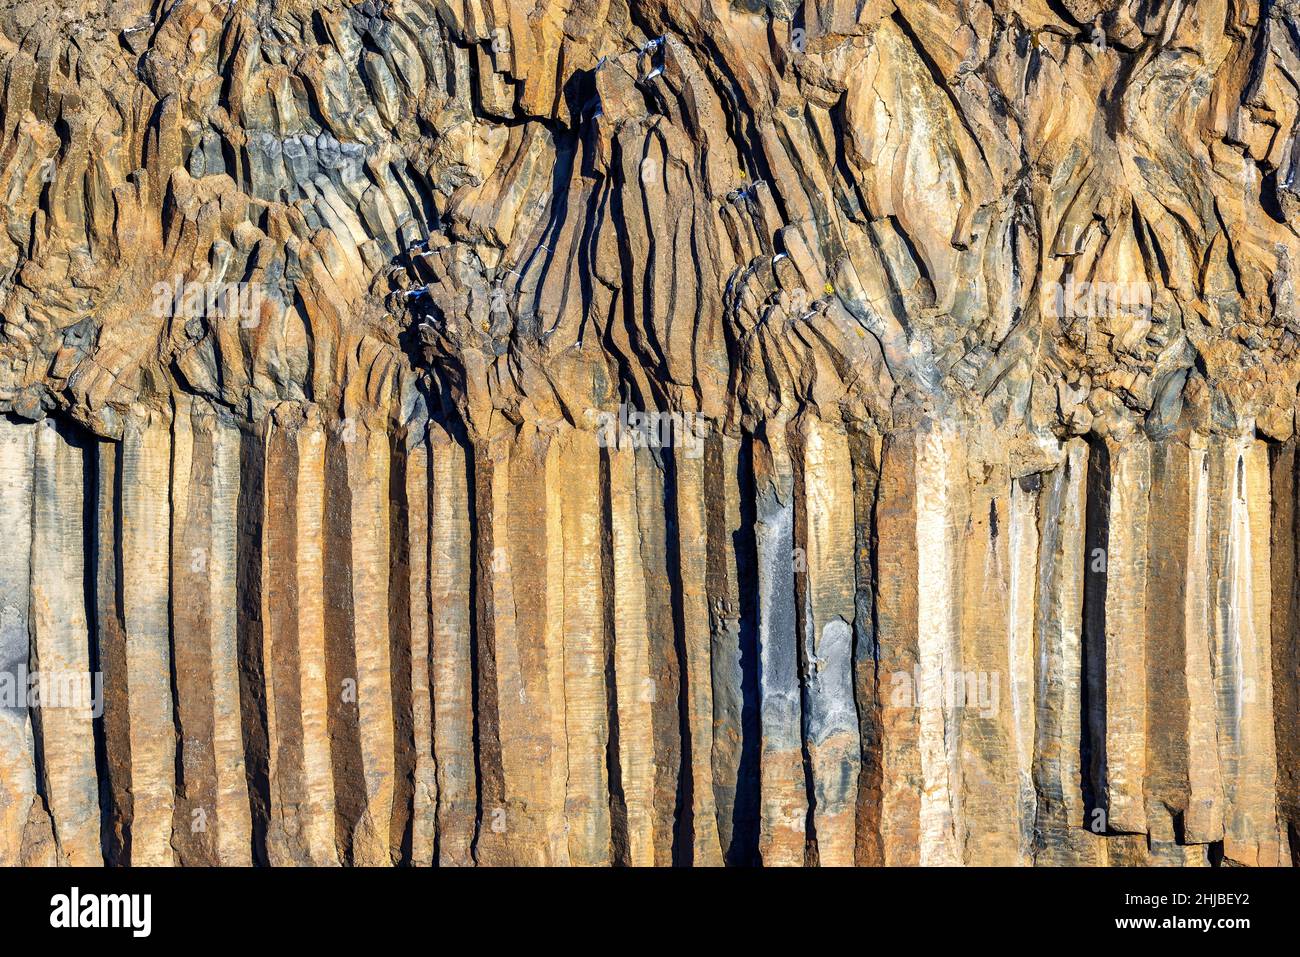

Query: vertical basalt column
169;398;218;865
1032;439;1099;864
912;426;963;866
261;406;338;865
1181;437;1223;850
751;421;806;866
606;442;658;865
0;418;36;864
634;445;684;865
467;438;507;865
536;433;575;865
848;429;883;866
793;417;859;866
401;425;436;867
121;405;177;865
293;412;337;865
1208;437;1285;866
428;421;476;866
387;430;416;866
872;430;922;865
1099;432;1150;836
670;428;722;866
955;454;1019;865
704;433;739;864
1144;436;1214;865
234;419;271;865
94;434;131;864
340;421;396;866
875;426;964;865
705;432;758;866
555;428;614;865
261;411;303;864
209;411;253;864
169;399;252;865
1270;439;1300;862
322;420;358;863
1007;474;1040;863
29;421;100;864
483;429;569;865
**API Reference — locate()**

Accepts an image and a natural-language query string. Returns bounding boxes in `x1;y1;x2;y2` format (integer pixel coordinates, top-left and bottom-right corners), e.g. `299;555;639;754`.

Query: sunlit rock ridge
0;0;1298;866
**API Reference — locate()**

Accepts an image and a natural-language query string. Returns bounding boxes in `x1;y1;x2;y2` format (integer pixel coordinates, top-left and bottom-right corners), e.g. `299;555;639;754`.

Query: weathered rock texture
0;0;1298;866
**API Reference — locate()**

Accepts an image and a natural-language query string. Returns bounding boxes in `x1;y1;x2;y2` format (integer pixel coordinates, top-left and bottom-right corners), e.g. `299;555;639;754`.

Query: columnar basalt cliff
0;0;1298;866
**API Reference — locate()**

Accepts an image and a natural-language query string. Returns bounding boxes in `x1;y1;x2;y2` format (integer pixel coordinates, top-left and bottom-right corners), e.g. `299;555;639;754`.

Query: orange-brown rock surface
0;0;1298;865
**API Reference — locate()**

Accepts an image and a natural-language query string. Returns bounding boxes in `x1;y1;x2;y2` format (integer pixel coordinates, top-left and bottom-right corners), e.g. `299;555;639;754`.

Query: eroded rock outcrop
0;0;1297;865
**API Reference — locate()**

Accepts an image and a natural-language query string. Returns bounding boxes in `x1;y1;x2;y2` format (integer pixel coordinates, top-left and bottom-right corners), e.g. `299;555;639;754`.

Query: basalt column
1;0;1298;870
0;419;36;865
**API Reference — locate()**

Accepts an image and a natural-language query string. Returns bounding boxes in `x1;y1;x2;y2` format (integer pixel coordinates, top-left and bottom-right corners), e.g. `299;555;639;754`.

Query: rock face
0;0;1297;866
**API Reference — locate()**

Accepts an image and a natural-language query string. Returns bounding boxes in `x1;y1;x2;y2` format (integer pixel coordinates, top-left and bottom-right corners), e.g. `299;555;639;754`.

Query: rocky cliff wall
0;0;1297;866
